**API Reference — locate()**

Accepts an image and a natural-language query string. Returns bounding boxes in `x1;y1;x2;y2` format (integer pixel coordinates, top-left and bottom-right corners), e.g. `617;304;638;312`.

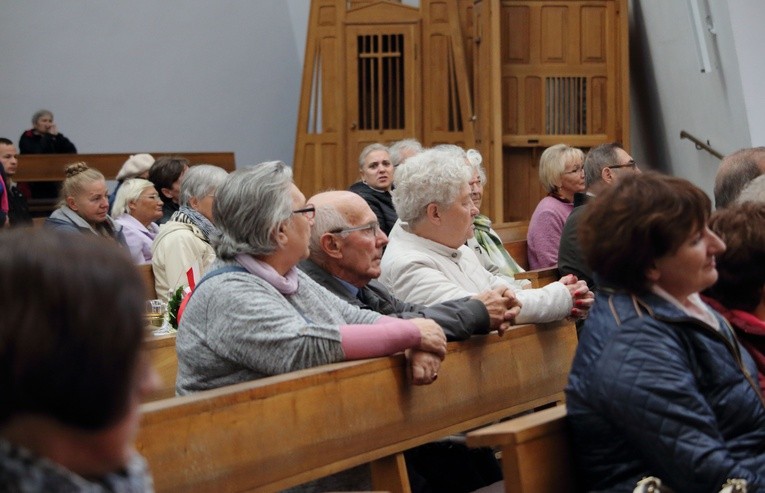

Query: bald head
714;147;765;209
307;190;388;286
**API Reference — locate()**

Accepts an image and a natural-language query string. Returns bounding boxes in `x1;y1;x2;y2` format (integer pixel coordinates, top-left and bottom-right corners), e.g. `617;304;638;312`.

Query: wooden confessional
293;0;629;222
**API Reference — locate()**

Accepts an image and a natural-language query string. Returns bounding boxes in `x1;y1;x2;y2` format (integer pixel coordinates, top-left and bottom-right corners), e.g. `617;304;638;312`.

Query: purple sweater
527;196;573;269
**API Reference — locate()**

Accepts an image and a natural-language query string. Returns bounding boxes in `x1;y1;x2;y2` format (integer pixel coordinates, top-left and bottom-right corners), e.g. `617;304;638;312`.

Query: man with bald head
299;190;520;341
714;147;765;209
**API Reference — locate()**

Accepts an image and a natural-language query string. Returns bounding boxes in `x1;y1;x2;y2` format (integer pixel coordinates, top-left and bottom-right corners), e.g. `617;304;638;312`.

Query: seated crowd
4;118;765;493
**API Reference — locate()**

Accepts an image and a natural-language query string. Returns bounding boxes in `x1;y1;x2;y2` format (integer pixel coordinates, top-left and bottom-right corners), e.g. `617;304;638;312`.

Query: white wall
728;0;765;145
628;0;762;198
0;1;310;168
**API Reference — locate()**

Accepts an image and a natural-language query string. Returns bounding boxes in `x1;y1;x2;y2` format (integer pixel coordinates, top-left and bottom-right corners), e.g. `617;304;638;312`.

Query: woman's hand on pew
407;349;442;385
410;318;447;358
559;274;595;320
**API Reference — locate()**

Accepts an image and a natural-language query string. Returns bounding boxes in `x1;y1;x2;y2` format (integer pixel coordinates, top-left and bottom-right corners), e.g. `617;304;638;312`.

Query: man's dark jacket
299;259;489;341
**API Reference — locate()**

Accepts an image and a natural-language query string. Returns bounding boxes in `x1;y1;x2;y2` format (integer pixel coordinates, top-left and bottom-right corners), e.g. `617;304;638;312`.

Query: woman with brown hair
704;201;765;392
45;162;126;245
566;171;765;492
0;229;158;491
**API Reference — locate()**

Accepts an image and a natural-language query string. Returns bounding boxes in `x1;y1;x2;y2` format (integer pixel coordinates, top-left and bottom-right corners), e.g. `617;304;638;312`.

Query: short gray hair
715;147;765;209
466;148;487;185
358;143;389;169
179;164;228;207
32;109;53;125
736;173;765;205
308;203;350;263
392;148;472;224
389;139;423;167
539;144;585;193
111;178;155;217
584;142;622;189
213;161;294;259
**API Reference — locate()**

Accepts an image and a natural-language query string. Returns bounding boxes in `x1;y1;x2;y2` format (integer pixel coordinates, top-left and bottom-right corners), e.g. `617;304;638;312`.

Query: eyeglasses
563;165;584;175
330;222;380;237
608;160;638;170
292;204;316;219
141;193;160;201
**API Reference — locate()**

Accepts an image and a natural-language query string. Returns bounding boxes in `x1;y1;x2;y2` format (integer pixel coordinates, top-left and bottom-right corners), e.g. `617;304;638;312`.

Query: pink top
527;195;574;269
340;316;420;359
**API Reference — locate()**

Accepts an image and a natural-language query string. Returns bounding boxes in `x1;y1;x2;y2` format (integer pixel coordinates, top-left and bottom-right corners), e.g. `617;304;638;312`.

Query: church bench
144;332;178;402
136;319;578;492
466;405;575;493
13;152;236;182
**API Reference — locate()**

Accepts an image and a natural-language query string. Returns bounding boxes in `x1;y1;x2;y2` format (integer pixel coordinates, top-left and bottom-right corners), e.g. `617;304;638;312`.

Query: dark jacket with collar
557;192;593;288
348;181;398;236
565;288;765;492
18;129;77;154
298;258;490;341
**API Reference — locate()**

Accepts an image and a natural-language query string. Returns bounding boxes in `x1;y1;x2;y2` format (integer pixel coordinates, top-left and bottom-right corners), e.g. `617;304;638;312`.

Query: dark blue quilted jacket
566;289;765;492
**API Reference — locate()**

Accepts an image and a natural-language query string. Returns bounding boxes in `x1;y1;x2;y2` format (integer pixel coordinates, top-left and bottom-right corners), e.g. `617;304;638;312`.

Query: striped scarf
473;214;525;276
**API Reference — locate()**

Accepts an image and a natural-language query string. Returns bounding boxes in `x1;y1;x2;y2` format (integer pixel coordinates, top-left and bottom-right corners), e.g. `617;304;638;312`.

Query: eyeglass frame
292;204;316;219
329;221;380;236
563;165;585;175
607;160;638;170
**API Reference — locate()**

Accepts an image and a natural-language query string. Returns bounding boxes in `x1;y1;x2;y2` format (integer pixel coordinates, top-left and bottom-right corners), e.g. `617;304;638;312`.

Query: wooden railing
137;320;578;492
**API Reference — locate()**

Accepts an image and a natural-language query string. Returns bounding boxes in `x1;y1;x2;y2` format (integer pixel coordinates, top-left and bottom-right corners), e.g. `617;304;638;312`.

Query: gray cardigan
176;259;381;395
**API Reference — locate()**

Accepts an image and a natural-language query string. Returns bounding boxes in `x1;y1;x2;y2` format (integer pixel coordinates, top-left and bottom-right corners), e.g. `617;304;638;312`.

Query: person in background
566;171;765;492
148;155;189;225
349;143;398;236
464;148;527;281
0;228;158;491
703;201;765;392
558;142;639;289
388;138;423;168
152;164;228;302
18;109;77;155
109;153;155;210
0;160;7;227
713;146;765;209
45;162;126;245
380;147;592;323
177;161;446;492
111;178;164;264
526;144;585;269
0;138;32;227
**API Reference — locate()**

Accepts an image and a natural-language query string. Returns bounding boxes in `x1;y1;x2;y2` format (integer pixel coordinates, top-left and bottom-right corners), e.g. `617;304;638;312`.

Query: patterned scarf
473;214;524;276
173;206;220;243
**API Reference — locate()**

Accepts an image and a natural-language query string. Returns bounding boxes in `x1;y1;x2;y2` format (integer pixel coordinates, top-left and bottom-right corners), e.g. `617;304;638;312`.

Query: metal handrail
680;130;724;159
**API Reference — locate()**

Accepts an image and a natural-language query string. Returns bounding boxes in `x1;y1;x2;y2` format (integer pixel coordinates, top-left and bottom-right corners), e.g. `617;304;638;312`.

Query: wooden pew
14;152;236;182
144;333;178;402
466;405;574;493
137;263;158;300
491;221;559;288
136;320;578;492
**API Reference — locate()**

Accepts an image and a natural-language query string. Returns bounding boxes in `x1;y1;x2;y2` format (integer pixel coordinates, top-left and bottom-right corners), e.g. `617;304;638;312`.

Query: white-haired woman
527;143;585;269
111;178;163;264
151;164;228;301
380;148;593;324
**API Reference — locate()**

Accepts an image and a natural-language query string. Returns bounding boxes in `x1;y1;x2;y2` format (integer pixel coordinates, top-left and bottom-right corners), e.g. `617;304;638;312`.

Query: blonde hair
59;162;105;205
538;144;585;193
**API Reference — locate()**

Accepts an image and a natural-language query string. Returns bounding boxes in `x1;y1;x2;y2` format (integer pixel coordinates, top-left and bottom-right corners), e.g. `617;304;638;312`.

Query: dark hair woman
566;171;765;491
0;229;159;491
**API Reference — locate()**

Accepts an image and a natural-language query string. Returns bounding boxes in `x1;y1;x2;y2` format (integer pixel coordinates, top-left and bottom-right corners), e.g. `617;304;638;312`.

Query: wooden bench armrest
515;266;559;288
465;405;567;448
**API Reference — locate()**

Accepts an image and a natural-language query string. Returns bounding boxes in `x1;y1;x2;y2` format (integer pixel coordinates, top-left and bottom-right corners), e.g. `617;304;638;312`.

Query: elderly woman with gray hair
177;160;446;396
349;143;398;235
111;178;163;264
152;164;228;301
380;148;593;324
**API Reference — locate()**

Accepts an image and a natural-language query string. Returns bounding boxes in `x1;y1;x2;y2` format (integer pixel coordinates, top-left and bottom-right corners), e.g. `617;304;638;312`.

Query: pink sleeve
339;317;421;360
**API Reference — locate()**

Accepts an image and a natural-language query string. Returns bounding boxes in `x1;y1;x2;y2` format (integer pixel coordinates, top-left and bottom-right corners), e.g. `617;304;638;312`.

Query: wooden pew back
466;405;576;493
137;320;578;492
144;333;178;402
14;152;236;182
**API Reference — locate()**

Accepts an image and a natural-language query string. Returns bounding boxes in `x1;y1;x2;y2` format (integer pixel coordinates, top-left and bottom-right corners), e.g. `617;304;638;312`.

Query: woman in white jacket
380;147;593;325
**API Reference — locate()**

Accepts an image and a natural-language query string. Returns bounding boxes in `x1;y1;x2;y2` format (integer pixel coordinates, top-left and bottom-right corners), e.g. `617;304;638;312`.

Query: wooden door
346;24;419;183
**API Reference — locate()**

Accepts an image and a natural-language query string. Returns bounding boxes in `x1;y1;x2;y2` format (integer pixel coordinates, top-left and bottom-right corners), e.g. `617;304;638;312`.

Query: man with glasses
299;190;521;341
298;190;516;492
558;142;640;291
